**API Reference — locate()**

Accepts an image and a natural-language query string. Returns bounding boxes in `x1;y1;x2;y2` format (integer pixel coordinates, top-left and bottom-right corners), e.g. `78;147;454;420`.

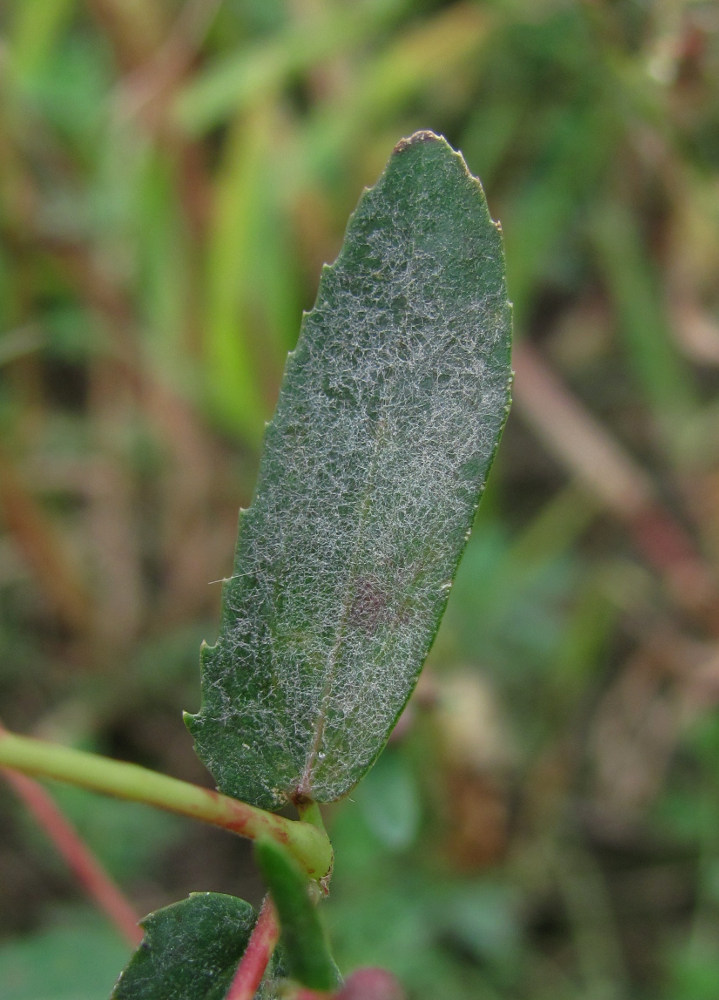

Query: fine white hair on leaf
186;131;513;811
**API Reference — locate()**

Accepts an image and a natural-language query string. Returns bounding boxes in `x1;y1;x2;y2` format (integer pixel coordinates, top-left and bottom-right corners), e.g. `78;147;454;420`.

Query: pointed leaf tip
392;129;441;154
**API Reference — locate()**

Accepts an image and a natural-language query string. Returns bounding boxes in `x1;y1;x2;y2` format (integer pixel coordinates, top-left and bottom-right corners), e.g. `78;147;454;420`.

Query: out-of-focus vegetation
1;1;719;998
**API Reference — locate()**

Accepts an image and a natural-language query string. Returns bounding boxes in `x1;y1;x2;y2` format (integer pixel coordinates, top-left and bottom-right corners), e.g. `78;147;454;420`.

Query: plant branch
0;728;332;880
2;768;142;946
225;895;281;1000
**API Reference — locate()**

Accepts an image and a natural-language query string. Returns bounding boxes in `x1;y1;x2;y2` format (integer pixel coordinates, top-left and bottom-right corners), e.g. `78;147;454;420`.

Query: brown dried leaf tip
393;130;441;154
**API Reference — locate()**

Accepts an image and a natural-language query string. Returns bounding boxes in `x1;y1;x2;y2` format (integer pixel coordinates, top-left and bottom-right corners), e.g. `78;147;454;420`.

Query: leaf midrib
296;207;424;800
296;409;386;798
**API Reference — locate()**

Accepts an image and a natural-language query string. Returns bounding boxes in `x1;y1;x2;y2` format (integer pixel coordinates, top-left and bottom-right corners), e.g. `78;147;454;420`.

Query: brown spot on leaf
348;577;396;632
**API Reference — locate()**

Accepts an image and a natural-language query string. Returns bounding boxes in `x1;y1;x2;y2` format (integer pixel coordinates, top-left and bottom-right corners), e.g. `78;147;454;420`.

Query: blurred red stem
2;767;142;946
514;341;717;622
0;446;92;633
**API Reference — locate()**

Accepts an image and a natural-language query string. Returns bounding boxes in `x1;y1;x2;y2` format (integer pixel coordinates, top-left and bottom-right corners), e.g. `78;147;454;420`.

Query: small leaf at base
111;893;259;1000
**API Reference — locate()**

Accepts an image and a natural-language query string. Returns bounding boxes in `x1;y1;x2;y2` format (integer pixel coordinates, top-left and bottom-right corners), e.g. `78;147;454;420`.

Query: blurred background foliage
1;0;719;997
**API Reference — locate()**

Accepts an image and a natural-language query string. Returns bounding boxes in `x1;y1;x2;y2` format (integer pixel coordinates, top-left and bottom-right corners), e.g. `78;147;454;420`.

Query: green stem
296;800;325;830
297;801;332;894
0;728;332;880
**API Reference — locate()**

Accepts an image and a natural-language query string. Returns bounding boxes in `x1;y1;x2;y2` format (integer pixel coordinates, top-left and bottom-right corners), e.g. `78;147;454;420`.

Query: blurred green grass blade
8;0;77;80
353;748;421;851
174;0;410;134
256;838;340;992
203;107;279;444
302;4;493;179
592;204;697;440
133;153;191;377
502;103;613;328
204;103;304;441
112;893;256;1000
460;98;525;189
187;132;512;809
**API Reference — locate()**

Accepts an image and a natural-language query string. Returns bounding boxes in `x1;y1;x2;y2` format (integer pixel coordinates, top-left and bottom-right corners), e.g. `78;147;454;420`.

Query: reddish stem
225;895;281;1000
2;767;142;946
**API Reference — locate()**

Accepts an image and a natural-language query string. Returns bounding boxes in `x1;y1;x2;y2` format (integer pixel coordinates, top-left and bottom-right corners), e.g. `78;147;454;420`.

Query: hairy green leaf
187;131;512;809
256;837;340;992
111;893;257;1000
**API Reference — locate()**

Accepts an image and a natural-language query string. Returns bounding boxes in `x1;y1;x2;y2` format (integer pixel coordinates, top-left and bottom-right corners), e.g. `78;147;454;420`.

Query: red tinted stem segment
0;728;332;880
225;895;281;1000
2;768;142;946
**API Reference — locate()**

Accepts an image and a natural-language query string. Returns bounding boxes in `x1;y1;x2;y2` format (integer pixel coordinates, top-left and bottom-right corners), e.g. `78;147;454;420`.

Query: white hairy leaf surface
186;131;512;810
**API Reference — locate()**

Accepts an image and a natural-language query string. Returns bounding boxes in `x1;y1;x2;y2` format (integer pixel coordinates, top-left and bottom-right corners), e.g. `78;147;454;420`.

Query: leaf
186;130;512;809
111;893;257;1000
256;838;340;992
353;749;420;851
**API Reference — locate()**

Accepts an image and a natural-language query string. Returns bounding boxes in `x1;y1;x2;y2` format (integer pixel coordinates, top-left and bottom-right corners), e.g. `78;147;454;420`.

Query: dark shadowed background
1;1;719;998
